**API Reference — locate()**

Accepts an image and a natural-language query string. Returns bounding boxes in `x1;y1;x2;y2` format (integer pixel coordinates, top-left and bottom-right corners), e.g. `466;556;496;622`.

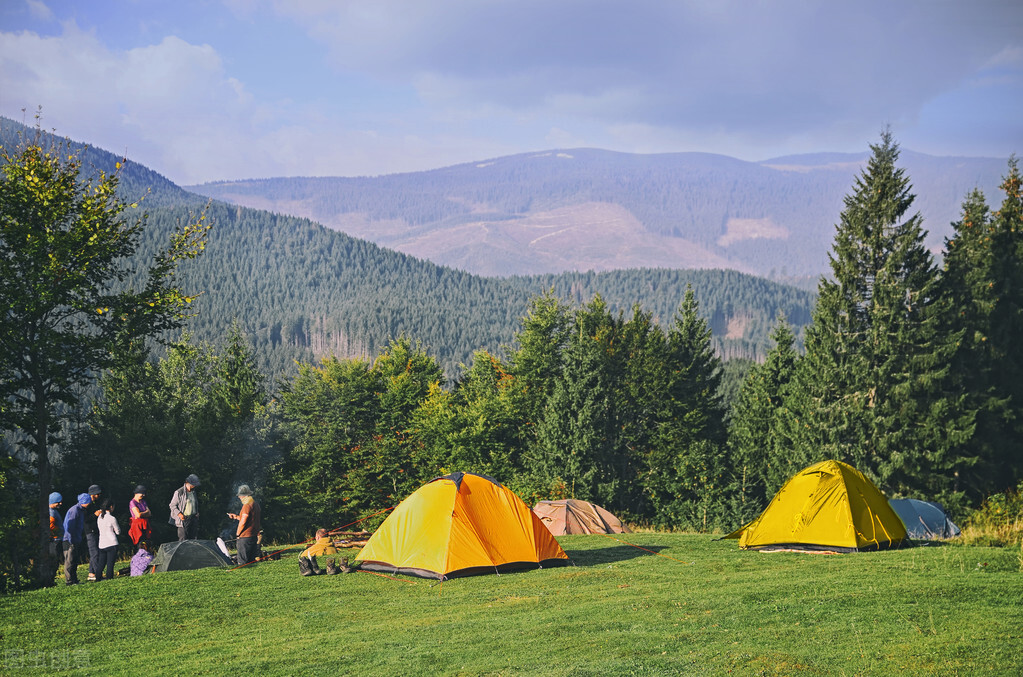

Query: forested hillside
144;203;813;379
0;117;204;209
187;147;1006;278
1;117;813;378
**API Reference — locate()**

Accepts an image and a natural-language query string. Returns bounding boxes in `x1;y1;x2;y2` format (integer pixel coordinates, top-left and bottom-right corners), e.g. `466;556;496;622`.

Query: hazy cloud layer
1;0;1019;183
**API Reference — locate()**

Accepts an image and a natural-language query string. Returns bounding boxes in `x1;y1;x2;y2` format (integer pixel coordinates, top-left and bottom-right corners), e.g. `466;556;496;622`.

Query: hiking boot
339;556;353;574
87;573;97;582
309;556;323;575
325;558;340;575
298;556;317;576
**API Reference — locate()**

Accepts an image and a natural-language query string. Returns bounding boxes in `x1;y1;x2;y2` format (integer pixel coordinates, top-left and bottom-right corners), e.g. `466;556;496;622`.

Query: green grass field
2;535;1021;675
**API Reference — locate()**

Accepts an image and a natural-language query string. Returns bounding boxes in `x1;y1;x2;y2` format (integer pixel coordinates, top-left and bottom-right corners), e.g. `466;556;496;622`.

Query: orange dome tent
357;472;570;579
532;499;630;535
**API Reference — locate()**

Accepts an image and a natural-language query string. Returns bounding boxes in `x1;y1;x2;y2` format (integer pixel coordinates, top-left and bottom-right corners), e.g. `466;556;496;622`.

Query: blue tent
888;499;961;540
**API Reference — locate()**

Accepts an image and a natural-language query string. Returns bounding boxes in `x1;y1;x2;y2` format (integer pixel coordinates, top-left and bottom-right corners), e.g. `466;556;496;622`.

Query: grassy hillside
4;535;1020;675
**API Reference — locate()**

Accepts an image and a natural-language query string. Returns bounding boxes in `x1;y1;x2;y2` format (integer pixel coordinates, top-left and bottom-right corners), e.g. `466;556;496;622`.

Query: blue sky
1;0;1020;185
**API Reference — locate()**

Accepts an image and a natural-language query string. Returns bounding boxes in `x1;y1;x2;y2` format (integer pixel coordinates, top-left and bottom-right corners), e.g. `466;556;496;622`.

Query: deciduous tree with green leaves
0;133;209;587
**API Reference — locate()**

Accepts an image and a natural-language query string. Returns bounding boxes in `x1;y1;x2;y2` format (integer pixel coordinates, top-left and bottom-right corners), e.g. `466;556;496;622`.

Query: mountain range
0;117;893;377
186;147;1009;279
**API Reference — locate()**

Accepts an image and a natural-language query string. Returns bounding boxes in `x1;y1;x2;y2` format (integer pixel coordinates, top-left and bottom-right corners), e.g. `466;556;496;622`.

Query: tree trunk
34;380;55;588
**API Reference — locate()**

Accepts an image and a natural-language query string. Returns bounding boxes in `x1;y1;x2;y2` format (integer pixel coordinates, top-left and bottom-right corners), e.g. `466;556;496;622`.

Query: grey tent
151;540;233;572
888;499;961;540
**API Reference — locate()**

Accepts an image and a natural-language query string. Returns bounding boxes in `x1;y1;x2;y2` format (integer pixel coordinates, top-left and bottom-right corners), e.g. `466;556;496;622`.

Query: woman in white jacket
96;500;121;581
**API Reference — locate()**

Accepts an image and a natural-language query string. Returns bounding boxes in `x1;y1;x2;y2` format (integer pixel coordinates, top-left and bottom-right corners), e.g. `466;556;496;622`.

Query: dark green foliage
265;337;445;537
0;451;35;593
727;319;799;522
779;132;971;503
645;288;730;530
0;130;208;588
529;296;631;509
941;160;1023;500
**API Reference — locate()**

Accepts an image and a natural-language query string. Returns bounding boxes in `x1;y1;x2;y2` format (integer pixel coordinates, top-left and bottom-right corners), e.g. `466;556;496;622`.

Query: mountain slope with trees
186;147;1007;279
1;117;815;378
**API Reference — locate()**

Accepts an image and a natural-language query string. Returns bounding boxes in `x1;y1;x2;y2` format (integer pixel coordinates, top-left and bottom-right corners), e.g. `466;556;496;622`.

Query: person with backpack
83;484;103;581
48;492;64;561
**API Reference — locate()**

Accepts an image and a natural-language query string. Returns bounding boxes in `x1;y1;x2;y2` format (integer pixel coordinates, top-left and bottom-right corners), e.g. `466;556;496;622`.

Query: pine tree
780;131;970;501
507;288;571;433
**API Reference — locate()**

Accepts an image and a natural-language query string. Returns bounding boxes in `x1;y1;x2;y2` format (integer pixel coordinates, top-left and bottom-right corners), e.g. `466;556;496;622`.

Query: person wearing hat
227;484;261;565
169;474;201;541
83;484;103;581
128;485;152;547
48;492;64;560
62;493;92;585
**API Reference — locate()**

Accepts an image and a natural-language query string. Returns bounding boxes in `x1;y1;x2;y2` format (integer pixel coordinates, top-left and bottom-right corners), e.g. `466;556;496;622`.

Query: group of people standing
49;483;149;585
48;473;261;585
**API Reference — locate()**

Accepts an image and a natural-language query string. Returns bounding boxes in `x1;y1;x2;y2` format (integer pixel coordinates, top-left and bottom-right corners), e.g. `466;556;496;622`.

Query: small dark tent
151;540;233;572
889;498;961;540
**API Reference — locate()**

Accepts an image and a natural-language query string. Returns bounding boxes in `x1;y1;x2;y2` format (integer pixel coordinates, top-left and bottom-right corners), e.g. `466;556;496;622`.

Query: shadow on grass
565;543;671;567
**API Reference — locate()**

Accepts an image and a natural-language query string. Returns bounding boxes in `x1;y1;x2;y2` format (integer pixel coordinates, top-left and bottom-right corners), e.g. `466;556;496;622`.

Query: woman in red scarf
128;485;152;546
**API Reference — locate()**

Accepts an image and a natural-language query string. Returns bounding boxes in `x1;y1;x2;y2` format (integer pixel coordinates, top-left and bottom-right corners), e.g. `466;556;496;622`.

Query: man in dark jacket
83;484;102;581
169;474;201;541
62;493;92;585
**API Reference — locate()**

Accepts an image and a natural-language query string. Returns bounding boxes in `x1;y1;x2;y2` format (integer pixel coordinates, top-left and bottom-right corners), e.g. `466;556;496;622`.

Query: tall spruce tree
943;160;1023;498
780;132;970;501
986;160;1023;492
530;295;627;509
645;286;729;530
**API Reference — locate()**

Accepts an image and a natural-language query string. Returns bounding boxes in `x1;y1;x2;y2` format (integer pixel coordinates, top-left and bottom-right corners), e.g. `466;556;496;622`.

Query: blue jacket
63;503;87;544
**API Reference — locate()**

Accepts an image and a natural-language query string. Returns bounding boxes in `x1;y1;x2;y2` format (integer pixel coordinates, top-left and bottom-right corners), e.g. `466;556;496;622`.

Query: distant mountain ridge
0;118;819;376
187;147;1008;278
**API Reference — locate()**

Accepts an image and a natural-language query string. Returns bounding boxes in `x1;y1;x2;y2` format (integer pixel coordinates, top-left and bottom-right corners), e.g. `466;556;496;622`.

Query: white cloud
25;0;53;22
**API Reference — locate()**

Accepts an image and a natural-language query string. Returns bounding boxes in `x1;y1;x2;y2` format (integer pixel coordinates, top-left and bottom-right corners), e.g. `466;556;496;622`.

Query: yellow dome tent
725;460;907;552
357;472;570;579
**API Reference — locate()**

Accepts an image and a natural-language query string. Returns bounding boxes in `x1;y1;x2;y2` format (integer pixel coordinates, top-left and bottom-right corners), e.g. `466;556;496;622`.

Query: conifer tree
943;160;1023;497
645;286;728;530
507;288;571;433
530;296;625;508
727;317;798;520
780;131;970;501
986;160;1023;491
